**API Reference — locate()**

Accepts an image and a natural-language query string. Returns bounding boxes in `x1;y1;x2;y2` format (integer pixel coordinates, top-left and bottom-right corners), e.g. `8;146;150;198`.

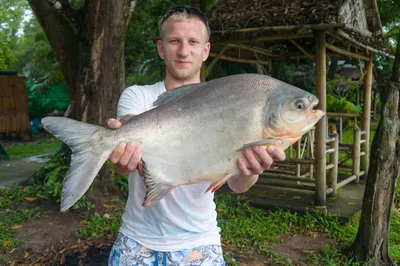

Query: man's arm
228;146;286;193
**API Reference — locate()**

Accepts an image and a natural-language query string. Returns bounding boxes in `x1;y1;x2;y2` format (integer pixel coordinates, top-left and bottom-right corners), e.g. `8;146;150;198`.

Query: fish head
262;86;325;148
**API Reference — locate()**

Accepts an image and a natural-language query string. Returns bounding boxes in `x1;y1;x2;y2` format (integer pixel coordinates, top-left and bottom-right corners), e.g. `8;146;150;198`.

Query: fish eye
295;101;305;110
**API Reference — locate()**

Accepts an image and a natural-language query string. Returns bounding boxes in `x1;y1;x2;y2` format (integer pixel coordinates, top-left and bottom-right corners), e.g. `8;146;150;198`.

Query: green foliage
215;194;369;264
6;137;61;161
0;185;28;208
0;185;40;251
28;146;69;201
71;196;96;211
389;211;400;264
0;32;17;70
326;94;361;114
77;213;122;239
25;81;69;119
107;161;129;193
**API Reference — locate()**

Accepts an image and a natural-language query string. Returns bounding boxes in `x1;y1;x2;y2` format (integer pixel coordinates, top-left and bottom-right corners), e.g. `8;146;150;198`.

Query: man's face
157;18;210;83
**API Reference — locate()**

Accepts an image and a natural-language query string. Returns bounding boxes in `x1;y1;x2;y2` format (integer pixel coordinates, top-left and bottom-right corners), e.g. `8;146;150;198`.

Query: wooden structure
205;0;394;206
0;72;31;136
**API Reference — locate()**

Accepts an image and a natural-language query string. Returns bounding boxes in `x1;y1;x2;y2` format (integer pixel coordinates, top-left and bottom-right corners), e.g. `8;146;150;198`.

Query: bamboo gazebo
205;0;393;206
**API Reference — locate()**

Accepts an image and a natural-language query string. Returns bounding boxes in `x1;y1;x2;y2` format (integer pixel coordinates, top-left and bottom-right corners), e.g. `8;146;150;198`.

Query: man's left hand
237;146;285;177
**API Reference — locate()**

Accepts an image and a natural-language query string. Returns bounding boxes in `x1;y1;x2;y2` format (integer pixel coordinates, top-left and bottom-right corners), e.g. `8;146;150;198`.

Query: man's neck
164;76;201;91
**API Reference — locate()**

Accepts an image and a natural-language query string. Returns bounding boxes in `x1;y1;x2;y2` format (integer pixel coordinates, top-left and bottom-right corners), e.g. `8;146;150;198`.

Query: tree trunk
351;35;400;265
27;0;135;200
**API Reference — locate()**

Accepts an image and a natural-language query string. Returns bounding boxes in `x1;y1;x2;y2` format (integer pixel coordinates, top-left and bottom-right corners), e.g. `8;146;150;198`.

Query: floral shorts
108;232;226;266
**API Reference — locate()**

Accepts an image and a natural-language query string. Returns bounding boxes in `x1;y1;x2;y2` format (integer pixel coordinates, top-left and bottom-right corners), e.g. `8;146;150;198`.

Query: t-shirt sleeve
117;86;144;118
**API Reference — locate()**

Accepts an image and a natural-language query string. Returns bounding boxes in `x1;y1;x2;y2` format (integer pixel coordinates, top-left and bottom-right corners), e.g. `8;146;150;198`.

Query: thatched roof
0;75;31;134
208;0;343;30
206;0;392;58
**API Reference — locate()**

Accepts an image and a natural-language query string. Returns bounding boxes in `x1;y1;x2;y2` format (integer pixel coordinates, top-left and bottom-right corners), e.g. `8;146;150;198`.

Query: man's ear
203;42;210;62
157;39;164;59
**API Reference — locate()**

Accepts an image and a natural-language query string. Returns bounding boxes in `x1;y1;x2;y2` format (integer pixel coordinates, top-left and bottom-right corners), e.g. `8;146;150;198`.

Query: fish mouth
307;96;325;119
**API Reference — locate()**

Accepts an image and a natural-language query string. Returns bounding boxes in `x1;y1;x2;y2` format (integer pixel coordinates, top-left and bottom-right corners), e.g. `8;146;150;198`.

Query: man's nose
178;41;190;56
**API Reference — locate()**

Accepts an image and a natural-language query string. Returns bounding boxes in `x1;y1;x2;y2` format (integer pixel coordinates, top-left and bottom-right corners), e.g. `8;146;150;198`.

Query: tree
350;0;400;261
26;0;134;199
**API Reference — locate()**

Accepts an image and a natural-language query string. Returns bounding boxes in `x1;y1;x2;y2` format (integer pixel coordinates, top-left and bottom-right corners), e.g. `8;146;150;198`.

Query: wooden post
296;139;301;177
327;133;339;196
362;57;373;177
352;129;361;184
315;30;327;206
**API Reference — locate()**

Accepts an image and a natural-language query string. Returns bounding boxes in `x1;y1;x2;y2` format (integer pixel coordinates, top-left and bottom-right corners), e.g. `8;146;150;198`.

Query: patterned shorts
108;232;226;266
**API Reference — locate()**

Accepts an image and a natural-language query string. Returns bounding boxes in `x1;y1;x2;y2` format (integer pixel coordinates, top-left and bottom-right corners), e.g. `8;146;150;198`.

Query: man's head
158;6;211;42
157;6;211;86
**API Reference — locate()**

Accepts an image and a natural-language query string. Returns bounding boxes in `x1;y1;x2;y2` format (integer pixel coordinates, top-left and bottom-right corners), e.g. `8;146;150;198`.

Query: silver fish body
42;74;325;211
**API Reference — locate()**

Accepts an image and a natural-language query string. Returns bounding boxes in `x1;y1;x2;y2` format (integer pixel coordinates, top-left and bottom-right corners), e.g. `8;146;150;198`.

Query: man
107;6;285;265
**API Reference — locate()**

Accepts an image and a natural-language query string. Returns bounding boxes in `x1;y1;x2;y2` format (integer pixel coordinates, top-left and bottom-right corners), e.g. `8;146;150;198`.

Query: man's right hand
108;118;143;176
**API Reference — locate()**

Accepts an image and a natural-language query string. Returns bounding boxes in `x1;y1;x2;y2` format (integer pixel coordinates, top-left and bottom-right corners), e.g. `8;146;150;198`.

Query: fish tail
41;117;112;212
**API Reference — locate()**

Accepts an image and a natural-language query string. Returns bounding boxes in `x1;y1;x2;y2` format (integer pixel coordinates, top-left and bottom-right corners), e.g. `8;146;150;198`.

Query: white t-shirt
117;81;221;252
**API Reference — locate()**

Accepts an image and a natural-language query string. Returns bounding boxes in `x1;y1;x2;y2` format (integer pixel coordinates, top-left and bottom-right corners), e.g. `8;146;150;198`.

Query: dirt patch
272;234;337;265
16;203;81;254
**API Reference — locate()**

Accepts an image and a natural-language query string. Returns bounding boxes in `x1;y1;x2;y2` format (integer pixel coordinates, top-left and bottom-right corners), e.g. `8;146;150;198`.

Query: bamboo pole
325;43;370;61
326;112;362;118
336;29;394;58
352;129;361;184
314;30;327;206
260;173;315;183
208;53;270;65
327;133;339;197
226;43;274;56
289;39;312;58
212;23;343;34
211;34;313;46
362;57;373;177
296;140;301;177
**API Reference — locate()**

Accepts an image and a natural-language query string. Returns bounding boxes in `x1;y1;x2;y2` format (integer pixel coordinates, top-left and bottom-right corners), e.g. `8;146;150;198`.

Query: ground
0;143;339;266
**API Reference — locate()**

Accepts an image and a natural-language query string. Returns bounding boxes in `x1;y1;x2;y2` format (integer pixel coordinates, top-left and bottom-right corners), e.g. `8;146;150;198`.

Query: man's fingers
107;118;122;129
237;157;252;177
109;143;126;163
243;148;264;175
267;146;286;161
252;146;273;169
127;145;142;172
119;143;136;167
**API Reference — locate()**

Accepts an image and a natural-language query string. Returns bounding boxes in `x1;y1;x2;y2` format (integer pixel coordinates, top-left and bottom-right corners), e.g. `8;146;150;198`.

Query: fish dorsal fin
153;83;203;107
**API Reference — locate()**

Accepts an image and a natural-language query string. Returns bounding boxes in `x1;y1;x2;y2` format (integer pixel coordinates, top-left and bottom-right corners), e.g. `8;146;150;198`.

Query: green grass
6;137;61;160
215;194;400;265
77;212;123;239
0;185;40;252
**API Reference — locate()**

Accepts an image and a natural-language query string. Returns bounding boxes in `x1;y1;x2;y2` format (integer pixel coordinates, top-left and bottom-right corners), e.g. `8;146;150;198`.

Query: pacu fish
42;74;325;212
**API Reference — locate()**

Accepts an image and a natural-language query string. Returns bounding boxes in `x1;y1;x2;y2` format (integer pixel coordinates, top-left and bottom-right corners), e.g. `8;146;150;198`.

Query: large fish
42;74;325;211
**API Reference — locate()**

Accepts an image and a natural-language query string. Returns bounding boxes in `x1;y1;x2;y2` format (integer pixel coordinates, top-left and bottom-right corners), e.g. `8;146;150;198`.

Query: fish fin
237;137;292;152
206;173;234;193
141;161;174;207
153;83;203;107
41;117;110;212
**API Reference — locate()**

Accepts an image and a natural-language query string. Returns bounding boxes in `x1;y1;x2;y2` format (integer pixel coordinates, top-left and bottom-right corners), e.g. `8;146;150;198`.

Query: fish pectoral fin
142;161;174;207
205;173;234;193
238;137;292;151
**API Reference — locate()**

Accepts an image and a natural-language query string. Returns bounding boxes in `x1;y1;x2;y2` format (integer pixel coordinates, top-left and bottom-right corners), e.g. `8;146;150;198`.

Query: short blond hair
158;6;211;43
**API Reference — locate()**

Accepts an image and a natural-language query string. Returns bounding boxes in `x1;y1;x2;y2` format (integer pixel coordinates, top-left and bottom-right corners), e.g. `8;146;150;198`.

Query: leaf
102;204;115;209
9;225;23;230
3;240;11;247
24;197;38;201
